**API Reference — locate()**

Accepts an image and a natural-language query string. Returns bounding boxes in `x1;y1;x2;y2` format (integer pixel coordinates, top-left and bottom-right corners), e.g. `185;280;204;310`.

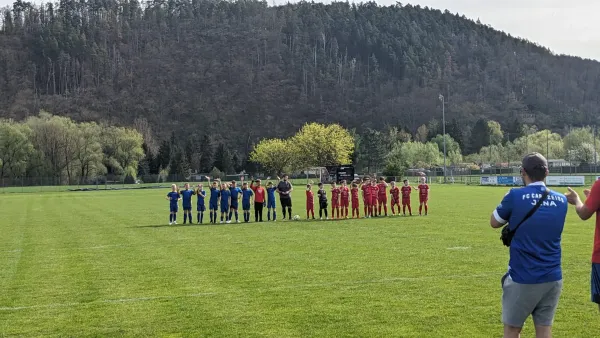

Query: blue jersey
196;189;206;205
267;187;276;201
242;188;253;203
167;192;180;206
209;187;220;204
230;187;242;201
180;189;194;208
493;182;567;284
220;189;231;205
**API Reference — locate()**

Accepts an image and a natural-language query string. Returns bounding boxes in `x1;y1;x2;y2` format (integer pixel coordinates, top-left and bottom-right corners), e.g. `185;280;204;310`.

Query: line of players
165;176;429;225
308;176;429;220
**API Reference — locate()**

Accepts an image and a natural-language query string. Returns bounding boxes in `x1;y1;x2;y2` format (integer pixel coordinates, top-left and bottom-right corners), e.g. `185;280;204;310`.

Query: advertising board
545;176;585;186
480;176;498;185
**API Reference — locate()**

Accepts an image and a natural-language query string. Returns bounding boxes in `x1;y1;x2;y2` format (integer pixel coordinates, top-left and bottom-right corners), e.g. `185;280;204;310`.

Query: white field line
0;273;495;312
447;246;471;250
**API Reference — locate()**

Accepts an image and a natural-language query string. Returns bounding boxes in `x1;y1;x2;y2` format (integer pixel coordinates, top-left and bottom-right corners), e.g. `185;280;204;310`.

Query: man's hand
565;187;581;205
584;189;591;198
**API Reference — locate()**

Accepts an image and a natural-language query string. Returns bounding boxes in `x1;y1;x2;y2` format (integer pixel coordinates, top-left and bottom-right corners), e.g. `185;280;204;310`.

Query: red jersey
306;190;314;207
401;186;412;199
331;188;341;203
418;184;429;198
340;186;350;201
361;184;371;198
390;187;400;201
351;187;360;203
370;185;379;201
584;180;600;263
251;184;265;203
377;182;387;197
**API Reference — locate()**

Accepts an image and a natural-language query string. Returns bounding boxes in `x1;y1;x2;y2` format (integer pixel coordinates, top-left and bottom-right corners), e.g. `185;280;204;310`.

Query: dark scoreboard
325;165;355;183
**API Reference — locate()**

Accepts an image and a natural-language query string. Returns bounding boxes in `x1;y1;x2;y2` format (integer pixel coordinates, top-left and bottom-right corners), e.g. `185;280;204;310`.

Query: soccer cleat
236;220;240;223
226;220;231;224
169;222;173;225
220;221;224;224
173;221;177;225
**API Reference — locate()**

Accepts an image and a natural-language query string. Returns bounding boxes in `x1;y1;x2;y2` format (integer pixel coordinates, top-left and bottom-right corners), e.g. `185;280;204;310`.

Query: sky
1;0;598;60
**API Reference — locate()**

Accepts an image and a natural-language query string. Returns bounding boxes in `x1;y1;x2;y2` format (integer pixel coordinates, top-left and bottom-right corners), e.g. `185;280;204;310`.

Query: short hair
522;153;548;182
318;183;323;187
403;179;408;183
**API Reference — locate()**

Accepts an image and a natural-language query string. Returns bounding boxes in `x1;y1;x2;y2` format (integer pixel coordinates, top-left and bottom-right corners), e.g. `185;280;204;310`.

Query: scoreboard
325;165;355;183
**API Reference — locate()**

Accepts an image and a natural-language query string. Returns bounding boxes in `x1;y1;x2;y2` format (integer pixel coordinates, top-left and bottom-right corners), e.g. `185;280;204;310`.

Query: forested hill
1;0;600;154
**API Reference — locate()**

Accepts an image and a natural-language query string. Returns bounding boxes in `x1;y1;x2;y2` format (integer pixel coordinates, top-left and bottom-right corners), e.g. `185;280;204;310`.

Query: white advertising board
545;176;585;186
480;176;498;185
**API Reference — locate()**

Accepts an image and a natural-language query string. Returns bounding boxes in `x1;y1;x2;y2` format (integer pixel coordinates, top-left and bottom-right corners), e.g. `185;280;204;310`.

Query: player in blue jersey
241;182;254;223
208;179;221;224
194;183;206;224
220;182;232;224
166;184;181;225
266;181;277;221
229;181;242;223
180;183;194;224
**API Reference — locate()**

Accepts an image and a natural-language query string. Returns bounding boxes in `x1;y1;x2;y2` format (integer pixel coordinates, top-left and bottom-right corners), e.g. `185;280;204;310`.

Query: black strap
511;189;550;233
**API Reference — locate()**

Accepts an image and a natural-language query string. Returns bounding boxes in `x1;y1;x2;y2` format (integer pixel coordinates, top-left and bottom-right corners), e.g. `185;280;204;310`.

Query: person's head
184;183;190;190
306;184;311;190
267;182;273;188
318;182;323;189
283;175;289;181
242;182;248;189
331;182;337;188
352;182;358;188
403;179;409;186
379;176;385;182
221;183;228;190
390;181;396;187
521;152;549;185
255;179;262;186
420;176;426;184
231;180;236;187
171;184;177;192
371;180;377;186
198;184;203;190
212;181;218;188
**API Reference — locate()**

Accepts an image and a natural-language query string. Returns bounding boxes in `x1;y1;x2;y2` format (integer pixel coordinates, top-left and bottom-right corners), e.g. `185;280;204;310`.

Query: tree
468;118;491;154
199;135;214;173
292;123;354;168
415;124;429;143
213;143;233;174
73;122;105;180
386;141;441;170
360;128;386;173
430;134;461;155
0;119;34;178
250;138;296;176
487;120;504;145
101;126;144;177
156;140;171;172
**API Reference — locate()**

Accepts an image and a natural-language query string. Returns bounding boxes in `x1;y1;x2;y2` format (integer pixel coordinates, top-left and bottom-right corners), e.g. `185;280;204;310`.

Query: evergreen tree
214;143;233;174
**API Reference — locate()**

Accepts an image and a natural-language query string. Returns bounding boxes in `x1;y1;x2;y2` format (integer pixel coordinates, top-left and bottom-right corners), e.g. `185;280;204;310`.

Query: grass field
1;185;599;337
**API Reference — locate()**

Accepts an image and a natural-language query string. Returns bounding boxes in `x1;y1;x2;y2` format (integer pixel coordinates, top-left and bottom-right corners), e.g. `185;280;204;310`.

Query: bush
382;163;405;177
208;167;225;179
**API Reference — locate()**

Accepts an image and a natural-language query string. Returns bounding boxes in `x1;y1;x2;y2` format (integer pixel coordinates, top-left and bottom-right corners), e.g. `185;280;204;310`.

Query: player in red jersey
351;182;360;218
389;181;401;215
377;177;389;216
370;180;379;217
401;179;415;216
340;180;350;219
361;178;372;218
306;183;315;220
331;182;341;219
418;176;430;215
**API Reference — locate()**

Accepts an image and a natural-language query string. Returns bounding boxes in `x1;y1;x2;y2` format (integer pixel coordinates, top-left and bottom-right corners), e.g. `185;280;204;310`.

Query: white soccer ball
293;215;300;221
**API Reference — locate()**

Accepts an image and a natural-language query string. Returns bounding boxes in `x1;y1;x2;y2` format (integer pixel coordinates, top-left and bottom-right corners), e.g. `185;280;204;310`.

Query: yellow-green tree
292;123;354;168
0;119;34;178
250;138;296;175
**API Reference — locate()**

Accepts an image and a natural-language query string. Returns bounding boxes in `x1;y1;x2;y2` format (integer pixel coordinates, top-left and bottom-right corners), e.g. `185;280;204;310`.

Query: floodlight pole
439;94;446;184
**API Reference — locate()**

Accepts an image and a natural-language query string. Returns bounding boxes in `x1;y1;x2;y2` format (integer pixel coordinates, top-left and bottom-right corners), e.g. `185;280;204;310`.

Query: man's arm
567;186;598;220
490;190;513;229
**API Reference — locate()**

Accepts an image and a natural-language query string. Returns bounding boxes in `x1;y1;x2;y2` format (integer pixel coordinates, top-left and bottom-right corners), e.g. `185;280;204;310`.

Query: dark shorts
280;197;292;208
220;204;229;213
170;205;178;213
592;263;600;304
197;204;206;212
267;199;276;209
210;202;218;211
230;201;239;210
183;205;192;211
242;201;251;211
319;201;328;209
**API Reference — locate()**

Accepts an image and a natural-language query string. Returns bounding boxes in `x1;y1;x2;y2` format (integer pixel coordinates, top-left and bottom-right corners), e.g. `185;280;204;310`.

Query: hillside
1;0;600;156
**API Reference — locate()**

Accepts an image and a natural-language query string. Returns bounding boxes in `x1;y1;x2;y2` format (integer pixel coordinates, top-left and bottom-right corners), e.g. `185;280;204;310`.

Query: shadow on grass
133;223;215;228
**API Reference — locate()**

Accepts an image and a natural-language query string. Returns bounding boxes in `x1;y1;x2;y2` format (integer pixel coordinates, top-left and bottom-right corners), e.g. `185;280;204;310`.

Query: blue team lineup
165;176;292;225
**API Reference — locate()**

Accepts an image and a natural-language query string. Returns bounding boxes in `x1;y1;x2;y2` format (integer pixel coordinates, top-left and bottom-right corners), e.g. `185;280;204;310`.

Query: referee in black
276;174;294;220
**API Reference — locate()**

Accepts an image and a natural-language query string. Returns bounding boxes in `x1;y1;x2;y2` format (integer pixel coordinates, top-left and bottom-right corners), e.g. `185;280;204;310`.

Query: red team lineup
307;176;430;220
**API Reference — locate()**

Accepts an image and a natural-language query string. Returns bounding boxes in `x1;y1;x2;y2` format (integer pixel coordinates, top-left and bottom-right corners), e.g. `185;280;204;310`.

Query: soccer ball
292;215;300;221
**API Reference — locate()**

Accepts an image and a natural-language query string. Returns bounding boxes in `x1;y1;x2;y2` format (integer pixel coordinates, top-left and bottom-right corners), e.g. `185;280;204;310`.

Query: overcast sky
1;0;598;61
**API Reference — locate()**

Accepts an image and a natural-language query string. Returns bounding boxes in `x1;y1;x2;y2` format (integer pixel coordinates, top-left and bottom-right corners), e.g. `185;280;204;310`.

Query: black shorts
280;197;292;208
319;201;328;209
592;263;600;304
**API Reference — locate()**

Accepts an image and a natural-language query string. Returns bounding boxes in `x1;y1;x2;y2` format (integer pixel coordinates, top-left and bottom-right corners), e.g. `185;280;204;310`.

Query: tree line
2;0;600;160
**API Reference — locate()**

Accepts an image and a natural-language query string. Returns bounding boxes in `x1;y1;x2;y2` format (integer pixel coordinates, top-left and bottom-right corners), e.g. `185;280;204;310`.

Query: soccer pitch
1;186;599;337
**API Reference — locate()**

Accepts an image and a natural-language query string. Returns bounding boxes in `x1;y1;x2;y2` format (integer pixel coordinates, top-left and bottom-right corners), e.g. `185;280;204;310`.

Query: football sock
288;208;292;219
221;215;224;222
425;205;428;214
282;208;286;219
268;210;271;221
173;214;177;222
408;205;412;214
419;205;423;214
169;214;173;223
228;211;232;220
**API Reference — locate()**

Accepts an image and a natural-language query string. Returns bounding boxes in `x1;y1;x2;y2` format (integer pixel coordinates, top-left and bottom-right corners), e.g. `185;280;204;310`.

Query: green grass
1;186;599;337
